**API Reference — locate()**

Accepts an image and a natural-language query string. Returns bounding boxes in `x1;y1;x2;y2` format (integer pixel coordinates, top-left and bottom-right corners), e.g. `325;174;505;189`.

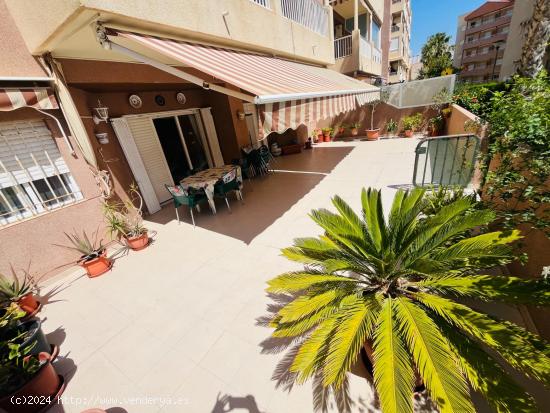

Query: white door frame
113;108;223;210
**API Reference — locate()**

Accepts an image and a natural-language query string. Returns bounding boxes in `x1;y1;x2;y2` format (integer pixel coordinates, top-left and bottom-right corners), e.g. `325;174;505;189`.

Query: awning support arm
95;24;255;103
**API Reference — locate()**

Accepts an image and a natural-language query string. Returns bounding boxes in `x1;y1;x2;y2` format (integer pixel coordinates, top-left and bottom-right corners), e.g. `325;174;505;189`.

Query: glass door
177;115;209;173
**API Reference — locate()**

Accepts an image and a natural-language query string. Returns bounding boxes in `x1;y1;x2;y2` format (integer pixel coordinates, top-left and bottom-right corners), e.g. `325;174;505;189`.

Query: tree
518;0;550;77
418;33;453;79
266;188;550;413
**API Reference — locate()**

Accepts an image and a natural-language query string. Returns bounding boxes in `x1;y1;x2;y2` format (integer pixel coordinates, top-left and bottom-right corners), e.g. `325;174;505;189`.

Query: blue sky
410;0;487;56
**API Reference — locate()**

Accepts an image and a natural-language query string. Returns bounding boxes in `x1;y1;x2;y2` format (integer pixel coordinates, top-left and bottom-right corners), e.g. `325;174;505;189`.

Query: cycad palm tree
266;188;550;413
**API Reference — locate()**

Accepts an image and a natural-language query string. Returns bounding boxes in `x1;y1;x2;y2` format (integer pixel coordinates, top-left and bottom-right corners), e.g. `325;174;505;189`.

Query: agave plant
266;187;550;413
103;184;147;239
0;267;36;303
56;229;105;262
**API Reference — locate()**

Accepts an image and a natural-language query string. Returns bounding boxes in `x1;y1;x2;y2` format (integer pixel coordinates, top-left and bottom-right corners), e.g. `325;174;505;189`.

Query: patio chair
213;169;243;212
165;184;208;227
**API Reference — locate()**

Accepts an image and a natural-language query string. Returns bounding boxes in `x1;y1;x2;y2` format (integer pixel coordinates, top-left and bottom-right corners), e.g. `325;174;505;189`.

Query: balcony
461;49;504;65
465;15;511;36
391;25;401;33
6;0;334;65
463;33;508;50
331;31;382;76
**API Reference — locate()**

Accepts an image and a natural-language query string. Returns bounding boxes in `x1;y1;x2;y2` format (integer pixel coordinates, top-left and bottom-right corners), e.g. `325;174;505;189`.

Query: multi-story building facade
330;0;385;83
388;0;411;83
453;0;514;83
1;0;379;277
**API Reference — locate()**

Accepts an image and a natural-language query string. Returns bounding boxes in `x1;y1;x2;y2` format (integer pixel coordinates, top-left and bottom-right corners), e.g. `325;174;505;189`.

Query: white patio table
180;165;242;214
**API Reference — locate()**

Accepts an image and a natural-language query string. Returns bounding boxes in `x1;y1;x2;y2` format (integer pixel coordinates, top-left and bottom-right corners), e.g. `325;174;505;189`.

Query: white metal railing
372;46;382;63
280;0;329;36
334;35;352;59
249;0;271;8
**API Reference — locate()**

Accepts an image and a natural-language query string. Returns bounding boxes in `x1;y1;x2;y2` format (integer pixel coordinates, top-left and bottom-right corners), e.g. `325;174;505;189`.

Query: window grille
0;120;83;226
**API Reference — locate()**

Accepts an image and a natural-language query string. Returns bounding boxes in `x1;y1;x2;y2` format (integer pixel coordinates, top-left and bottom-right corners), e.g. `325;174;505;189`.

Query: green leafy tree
266;188;550;413
418;33;454;79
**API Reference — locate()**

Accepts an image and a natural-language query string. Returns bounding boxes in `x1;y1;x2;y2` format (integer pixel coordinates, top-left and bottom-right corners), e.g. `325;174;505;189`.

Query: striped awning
108;29;379;136
0;88;58;112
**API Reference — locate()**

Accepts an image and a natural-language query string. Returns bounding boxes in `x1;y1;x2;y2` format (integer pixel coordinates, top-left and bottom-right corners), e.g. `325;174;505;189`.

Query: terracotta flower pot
366;129;380;141
79;250;112;278
317;134;323;142
125;232;149;251
0;353;64;413
338;127;345;134
405;130;414;138
323;135;331;142
351;128;358;136
17;293;40;317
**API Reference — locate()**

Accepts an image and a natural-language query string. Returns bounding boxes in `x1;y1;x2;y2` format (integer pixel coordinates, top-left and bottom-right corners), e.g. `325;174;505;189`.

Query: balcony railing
249;0;271;8
334;35;352;59
391;25;400;32
280;0;329;36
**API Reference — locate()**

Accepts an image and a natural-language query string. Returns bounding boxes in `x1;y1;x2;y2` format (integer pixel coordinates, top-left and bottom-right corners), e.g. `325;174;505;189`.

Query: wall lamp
93;100;110;124
236;110;246;120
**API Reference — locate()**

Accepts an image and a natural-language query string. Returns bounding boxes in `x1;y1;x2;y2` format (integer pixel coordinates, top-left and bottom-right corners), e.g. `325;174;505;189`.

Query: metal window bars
0;121;83;226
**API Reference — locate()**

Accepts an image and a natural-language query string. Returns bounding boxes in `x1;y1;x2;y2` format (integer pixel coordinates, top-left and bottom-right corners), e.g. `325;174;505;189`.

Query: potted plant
0;269;40;318
385;118;398;138
349;122;361;136
336;124;346;135
103;185;149;251
57;229;112;278
365;91;388;140
321;127;333;142
310;129;319;143
428;115;444;136
265;188;550;413
316;128;323;142
0;305;64;413
402;113;423;137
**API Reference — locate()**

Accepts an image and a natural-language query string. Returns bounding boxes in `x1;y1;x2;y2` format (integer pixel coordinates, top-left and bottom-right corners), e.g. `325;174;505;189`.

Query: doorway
153;114;209;184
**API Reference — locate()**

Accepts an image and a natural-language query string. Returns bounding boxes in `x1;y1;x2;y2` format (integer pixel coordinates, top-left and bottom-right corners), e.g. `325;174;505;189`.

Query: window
390;37;399;51
372;20;381;48
345;13;368;39
0;120;83;226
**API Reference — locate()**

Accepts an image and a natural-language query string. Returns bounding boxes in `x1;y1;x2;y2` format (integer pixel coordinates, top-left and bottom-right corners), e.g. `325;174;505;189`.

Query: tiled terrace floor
40;138;543;412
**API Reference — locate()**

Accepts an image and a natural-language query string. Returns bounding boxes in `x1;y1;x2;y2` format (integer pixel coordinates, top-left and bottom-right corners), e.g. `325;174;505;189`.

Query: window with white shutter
0;119;83;226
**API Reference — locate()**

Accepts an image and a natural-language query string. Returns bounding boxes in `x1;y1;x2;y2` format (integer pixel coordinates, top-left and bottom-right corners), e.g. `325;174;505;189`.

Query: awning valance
0;88;58;112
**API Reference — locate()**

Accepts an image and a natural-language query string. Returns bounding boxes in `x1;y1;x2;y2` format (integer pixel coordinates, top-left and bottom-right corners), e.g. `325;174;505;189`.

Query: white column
368;10;373;42
354;0;359;31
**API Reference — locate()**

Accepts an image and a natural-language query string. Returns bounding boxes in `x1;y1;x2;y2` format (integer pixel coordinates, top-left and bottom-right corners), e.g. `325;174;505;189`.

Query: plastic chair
165;184;208;227
213;169;243;211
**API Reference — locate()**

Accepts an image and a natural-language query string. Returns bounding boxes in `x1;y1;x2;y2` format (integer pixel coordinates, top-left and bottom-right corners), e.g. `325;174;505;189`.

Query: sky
410;0;487;56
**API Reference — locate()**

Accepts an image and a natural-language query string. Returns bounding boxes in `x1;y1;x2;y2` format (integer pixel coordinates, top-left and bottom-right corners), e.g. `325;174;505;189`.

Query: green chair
213;169;243;212
165;184;208;227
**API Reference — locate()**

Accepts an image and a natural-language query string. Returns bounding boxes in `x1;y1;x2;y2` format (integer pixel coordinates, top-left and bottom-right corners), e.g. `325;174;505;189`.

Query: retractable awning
0;88;58;112
100;27;379;137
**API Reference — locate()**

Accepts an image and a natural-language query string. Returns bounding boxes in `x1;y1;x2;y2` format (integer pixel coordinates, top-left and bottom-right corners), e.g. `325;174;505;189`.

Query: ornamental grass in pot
57;229;112;278
0;268;40;319
0;305;64;413
103;184;149;251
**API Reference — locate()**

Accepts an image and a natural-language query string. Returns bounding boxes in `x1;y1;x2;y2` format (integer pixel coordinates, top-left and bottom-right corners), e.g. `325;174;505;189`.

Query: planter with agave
57;230;112;278
0;305;64;413
103;184;149;251
266;187;550;412
0;269;40;318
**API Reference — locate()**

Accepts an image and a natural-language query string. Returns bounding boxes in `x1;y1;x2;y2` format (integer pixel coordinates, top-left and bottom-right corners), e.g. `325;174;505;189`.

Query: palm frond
417;274;550;304
291;316;339;383
360;188;388;253
323;293;382;387
429;230;521;263
332;195;367;239
440;322;538;413
266;272;358;294
278;289;345;323
414;292;550;385
373;297;414;413
394;297;474;413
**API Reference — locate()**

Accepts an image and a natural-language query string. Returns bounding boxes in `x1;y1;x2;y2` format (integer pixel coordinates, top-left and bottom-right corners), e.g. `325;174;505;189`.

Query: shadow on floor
211;393;261;413
146;147;354;244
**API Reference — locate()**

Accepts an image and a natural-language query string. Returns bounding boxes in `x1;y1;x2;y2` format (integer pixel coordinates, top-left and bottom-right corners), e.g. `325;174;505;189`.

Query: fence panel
383;75;456;108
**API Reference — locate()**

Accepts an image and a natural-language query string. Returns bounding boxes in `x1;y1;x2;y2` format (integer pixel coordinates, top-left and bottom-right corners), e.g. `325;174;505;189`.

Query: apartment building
388;0;411;83
330;0;411;84
1;0;379;276
453;0;514;83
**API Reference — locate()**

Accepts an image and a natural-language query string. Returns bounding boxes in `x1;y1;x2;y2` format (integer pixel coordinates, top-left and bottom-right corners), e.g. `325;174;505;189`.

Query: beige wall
5;0;334;66
500;0;534;80
0;108;105;280
0;0;46;78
